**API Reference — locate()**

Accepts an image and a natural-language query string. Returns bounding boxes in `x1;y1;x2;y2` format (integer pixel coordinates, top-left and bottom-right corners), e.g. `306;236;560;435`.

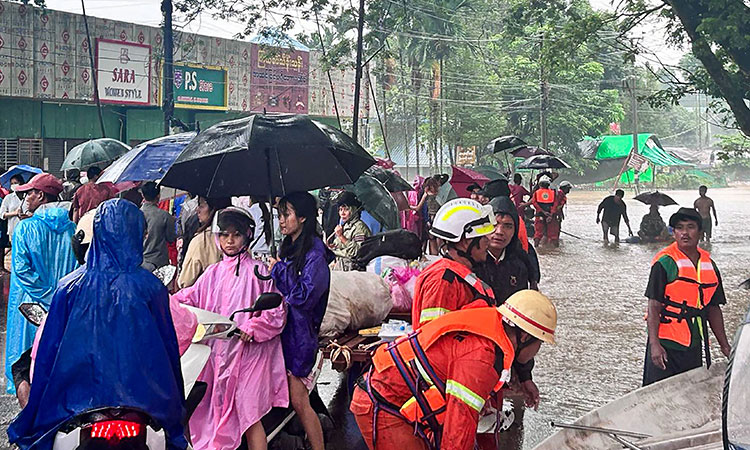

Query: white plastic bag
320;271;393;337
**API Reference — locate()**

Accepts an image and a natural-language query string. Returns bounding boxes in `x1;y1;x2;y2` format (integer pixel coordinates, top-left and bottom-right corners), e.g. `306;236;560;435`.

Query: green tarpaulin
582;134;692;167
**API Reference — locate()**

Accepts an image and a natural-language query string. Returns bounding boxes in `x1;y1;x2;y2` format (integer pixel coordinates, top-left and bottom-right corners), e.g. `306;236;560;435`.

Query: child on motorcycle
271;192;334;450
172;207;288;450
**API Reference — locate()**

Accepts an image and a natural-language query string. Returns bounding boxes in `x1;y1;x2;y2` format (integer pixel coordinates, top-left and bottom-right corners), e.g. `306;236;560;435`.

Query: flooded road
319;186;750;449
0;187;747;449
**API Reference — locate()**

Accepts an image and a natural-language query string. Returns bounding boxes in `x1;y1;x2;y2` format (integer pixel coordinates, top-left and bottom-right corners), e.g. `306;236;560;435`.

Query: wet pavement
0;187;748;449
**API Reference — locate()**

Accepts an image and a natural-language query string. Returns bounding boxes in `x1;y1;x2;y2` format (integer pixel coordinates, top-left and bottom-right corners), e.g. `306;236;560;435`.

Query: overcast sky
44;0;684;65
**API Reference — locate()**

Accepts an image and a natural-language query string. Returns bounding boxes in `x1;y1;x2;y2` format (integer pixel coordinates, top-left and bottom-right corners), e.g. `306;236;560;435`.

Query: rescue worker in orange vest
531;176;560;247
411;198;497;329
643;207;731;386
351;290;557;450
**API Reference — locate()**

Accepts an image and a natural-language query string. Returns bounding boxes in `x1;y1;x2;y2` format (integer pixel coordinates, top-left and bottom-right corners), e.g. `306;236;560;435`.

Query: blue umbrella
97;132;196;184
0;165;43;189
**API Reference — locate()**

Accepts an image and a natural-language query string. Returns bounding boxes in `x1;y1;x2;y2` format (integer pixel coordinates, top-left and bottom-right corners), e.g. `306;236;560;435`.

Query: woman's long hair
278;192;320;274
195;197;232;234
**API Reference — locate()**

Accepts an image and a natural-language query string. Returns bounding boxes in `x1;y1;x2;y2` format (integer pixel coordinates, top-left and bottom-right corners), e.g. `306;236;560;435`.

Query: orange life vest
651;242;719;347
371;308;514;437
533;188;555;213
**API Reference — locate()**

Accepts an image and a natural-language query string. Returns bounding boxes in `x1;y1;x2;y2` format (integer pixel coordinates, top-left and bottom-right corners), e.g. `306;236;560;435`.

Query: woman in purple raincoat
173;207;288;450
271;192;333;450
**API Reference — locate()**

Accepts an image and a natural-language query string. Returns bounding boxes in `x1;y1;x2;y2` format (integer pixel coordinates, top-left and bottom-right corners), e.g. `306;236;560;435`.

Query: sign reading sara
96;39;152;105
171;63;228;110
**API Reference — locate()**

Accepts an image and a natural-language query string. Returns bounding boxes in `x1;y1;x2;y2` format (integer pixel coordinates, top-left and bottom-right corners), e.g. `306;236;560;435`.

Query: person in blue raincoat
8;199;187;450
5;174;77;398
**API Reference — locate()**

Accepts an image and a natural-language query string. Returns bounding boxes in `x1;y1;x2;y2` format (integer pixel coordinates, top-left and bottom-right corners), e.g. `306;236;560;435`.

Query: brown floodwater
320;186;750;449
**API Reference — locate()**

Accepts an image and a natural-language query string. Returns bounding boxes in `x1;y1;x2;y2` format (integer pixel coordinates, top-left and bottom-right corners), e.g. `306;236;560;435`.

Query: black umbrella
634;191;678;206
344;176;400;230
161;114;375;198
487;135;528;153
511;145;552;159
365;166;412;192
517;154;571;170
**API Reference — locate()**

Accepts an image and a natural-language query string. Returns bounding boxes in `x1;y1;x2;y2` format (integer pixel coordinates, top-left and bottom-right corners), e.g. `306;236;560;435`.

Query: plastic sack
366;255;410;276
320;271;393;337
386;266;421;312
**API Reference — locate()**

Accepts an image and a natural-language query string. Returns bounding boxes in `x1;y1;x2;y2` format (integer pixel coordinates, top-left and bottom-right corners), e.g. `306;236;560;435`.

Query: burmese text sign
249;44;308;114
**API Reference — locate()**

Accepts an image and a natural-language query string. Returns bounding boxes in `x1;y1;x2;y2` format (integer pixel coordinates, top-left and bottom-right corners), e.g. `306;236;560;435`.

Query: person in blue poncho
8;198;187;450
5;173;77;400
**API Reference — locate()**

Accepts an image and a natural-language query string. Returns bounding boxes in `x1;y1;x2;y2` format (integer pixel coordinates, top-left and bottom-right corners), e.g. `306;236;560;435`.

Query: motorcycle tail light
87;420;143;440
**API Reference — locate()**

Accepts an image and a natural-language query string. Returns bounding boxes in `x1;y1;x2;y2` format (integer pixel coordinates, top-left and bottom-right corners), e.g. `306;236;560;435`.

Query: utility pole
696;92;703;151
631;74;640;194
351;0;366;143
539;34;549;149
81;0;106;138
162;0;174;136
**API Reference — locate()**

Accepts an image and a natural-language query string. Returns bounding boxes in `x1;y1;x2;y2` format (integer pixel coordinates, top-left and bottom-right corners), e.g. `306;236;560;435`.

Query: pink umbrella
450;166;490;198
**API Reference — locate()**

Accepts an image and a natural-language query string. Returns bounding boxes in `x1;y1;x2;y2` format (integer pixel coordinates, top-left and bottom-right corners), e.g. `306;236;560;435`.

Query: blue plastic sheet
4;206;76;394
8;199;187;449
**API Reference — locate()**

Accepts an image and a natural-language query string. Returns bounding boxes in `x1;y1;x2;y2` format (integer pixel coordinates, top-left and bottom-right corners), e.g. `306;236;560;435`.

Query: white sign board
96;38;151;105
628;152;650;173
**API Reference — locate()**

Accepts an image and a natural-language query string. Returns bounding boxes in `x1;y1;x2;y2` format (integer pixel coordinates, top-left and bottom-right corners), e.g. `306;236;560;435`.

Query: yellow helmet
497;290;557;344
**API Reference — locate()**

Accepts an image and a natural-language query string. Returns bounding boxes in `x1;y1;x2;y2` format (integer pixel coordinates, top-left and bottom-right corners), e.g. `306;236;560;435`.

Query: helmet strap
455;237;481;267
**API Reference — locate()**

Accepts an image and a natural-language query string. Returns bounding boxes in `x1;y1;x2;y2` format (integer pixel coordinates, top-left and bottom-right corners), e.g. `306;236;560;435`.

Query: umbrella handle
254;265;273;281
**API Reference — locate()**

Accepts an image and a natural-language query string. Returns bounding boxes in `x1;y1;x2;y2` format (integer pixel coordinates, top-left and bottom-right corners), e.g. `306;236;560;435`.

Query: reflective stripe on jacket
412;258;495;328
370;308;514;449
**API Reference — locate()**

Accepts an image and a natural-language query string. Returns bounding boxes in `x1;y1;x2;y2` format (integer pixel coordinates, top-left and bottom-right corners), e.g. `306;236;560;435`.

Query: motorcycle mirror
19;303;48;327
229;293;283;322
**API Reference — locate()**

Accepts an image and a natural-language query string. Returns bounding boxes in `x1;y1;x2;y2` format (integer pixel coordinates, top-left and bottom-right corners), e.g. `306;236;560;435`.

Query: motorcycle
18;287;331;449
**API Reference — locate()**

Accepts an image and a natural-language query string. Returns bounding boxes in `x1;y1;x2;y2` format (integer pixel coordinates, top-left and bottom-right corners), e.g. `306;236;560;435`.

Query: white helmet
559;180;572;189
539;175;552;185
430;198;497;243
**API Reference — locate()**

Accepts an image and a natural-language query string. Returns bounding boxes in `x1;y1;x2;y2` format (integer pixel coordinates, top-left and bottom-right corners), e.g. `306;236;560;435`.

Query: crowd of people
0;163;732;450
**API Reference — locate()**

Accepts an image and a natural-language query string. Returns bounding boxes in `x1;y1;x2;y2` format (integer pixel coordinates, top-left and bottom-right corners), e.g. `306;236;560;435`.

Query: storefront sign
170;62;227;110
249;43;309;114
96;38;151;105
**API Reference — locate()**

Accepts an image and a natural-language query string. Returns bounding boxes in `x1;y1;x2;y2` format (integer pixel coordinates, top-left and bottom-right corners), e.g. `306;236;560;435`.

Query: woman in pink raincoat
172;207;288;450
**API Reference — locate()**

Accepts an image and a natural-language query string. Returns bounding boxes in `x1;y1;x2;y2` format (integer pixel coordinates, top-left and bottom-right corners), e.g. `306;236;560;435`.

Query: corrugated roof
587;134;692;167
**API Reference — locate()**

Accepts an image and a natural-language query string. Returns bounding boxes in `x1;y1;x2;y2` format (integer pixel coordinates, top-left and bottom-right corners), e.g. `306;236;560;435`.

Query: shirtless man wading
694;185;718;243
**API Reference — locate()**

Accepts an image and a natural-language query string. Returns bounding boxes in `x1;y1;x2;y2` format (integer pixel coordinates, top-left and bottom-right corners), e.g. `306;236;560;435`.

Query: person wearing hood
172;207;287;450
328;191;371;271
4;174;77;399
476;197;539;304
8;199;187;450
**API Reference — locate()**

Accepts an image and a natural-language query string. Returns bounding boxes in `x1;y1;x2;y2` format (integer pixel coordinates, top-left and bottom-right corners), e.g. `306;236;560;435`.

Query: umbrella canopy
634;191;677;206
98;132;196;184
436;180;458;205
487;135;528;153
517;154;571;170
0;165;43;189
511;145;552;159
344;175;400;230
473;165;507;181
61;138;131;171
365;166;412;192
160;114;375;198
450;165;490;199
